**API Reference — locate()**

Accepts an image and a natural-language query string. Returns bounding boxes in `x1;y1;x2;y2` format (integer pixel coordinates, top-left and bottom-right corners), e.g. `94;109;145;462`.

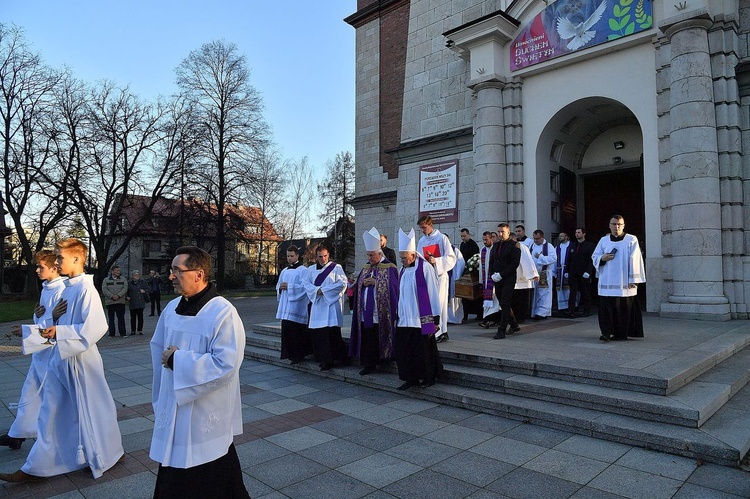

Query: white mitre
363;227;381;252
398;228;416;253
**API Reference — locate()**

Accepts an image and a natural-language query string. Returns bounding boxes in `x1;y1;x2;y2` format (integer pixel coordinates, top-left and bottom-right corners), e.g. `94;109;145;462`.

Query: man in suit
489;223;521;339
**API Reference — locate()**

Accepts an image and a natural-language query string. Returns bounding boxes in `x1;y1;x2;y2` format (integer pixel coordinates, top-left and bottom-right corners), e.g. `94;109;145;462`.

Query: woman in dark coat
127;270;149;335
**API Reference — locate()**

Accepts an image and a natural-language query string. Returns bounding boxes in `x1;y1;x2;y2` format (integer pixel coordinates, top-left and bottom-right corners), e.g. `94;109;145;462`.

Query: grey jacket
102;276;128;306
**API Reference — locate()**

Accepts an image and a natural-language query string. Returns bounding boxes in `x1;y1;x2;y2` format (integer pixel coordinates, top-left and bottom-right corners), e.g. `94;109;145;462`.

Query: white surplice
11;277;66;438
276;264;309;324
556;241;571;310
447;245;464;324
592;234;646;297
479;245;500;316
304;262;347;329
417;229;456;338
22;274;123;479
397;259;441;328
150;297;246;468
530;240;557;317
515;243;539;290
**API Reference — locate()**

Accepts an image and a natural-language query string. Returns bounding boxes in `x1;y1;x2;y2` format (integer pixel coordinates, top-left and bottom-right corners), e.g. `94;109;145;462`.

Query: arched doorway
535;97;645;245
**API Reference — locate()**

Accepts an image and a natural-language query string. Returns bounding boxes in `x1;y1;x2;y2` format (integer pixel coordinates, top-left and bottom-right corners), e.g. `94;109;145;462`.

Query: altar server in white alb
304;244;348;371
478;231;500;328
529;229;557;320
395;228;443;390
555;232;572;312
150;246;249;498
593;215;646;342
0;239;124;483
416;215;456;342
514;237;539;325
0;251;66;452
276;245;311;365
447;244;465;324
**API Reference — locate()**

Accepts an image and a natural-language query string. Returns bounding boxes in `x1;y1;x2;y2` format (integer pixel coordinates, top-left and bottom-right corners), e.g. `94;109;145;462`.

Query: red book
422;244;441;258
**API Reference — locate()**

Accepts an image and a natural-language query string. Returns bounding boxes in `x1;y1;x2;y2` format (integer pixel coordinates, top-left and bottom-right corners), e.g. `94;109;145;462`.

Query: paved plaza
0;296;748;498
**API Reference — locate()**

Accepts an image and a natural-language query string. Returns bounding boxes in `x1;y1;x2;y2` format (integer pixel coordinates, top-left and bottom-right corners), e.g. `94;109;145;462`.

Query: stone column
660;18;730;319
471;78;508;229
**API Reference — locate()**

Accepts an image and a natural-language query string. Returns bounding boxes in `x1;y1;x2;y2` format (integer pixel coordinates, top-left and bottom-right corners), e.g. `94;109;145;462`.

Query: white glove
583;272;590;279
563;273;568;278
491;273;502;282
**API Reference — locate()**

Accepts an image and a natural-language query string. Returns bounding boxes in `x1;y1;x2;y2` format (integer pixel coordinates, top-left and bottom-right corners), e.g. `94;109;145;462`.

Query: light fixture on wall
613;141;625;150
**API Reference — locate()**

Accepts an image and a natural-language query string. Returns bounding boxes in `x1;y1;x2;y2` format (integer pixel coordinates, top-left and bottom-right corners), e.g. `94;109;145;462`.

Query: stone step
243;344;750;467
246;331;280;351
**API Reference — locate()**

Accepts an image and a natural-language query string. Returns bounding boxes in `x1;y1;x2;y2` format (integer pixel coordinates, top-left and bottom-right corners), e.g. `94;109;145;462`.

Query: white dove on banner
556;0;607;51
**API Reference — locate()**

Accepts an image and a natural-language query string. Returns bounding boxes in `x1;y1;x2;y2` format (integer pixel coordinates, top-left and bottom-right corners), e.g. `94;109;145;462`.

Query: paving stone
553;434;632;463
298;438;376;468
265;426;336;452
280;470;375;499
384;468;479;498
418;404;478;423
354;389;405;406
236;439;289;467
270;383;319;398
294;389;348;406
255;398;312;415
337;452;422;488
382;397;439;413
430;450;516;487
569;486;628;498
487;467;582;499
344;425;416;452
587;464;683;499
242;472;275;498
241;390;286;406
685;462;750;497
523;449;610;485
320;397;379;415
503;423;574;448
350;405;410;425
471;436;547;466
121;429;153;453
424;424;494;450
249;453;328;489
77;470;155;499
383;437;461;467
672;482;747;498
466;490;513;499
241;405;273;423
383;413;452;436
456;413;522;435
308;414;377;438
615;447;698;481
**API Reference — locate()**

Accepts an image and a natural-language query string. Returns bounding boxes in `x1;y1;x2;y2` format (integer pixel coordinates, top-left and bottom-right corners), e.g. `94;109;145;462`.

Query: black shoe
398;381;415;390
138;331;143;335
130;332;136;336
320;363;332;371
479;321;489;329
436;334;448;343
290;358;301;365
149;314;154;316
109;334;116;337
0;434;24;450
509;325;521;334
493;330;506;339
532;315;547;321
419;379;435;388
359;367;375;376
599;335;610;342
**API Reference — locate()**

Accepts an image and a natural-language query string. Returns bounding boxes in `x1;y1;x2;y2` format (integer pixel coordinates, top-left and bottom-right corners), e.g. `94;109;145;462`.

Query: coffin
455;273;482;300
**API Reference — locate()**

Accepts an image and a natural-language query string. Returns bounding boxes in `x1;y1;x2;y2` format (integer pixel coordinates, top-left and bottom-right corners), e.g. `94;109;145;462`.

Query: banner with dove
510;0;652;71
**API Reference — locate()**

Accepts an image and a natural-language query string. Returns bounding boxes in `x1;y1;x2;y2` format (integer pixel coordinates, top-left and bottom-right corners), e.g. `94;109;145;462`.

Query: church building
346;0;750;320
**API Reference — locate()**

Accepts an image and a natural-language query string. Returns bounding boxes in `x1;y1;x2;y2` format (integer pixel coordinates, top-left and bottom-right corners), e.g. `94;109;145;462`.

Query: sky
4;0;356;176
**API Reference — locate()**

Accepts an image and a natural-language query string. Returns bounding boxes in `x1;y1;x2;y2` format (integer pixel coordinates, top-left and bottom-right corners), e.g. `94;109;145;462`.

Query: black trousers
150;291;162;315
568;275;592;314
130;308;144;333
358;322;381;369
310;326;347;365
395;327;442;383
511;288;532;321
494;278;517;333
154;443;249;499
107;304;126;336
280;319;311;361
598;295;644;339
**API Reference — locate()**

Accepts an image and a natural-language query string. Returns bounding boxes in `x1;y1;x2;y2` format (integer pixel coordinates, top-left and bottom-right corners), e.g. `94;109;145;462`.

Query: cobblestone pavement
0;296;747;498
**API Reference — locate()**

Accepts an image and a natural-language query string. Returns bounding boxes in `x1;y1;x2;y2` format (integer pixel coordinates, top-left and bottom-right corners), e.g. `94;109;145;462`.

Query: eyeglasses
169;267;201;276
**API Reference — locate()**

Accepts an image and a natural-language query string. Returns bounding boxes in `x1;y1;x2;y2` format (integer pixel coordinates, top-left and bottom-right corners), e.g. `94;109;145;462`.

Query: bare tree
175;40;269;290
247;147;285;279
317;151;355;269
278;156;314;240
0;24;66;296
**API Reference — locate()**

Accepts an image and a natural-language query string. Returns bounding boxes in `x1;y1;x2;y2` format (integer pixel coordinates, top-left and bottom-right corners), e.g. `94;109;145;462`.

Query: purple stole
399;258;437;335
481;247;493;300
556;244;571;285
314;262;336;286
360;265;377;329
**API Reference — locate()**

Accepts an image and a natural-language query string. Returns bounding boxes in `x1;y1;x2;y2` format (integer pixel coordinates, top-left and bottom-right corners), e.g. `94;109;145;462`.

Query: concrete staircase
245;321;750;467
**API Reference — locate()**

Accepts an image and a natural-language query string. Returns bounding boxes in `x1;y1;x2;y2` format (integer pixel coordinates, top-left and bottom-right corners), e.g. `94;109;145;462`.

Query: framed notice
419;160;458;223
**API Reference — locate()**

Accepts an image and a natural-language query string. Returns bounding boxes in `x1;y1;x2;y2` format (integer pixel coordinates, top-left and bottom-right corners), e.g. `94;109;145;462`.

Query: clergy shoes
419;379;435;388
509;325;521;334
0;434;24;450
359;367;375;376
493;330;505;339
599;335;610;342
319;363;332;371
398;381;415;390
0;470;43;483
